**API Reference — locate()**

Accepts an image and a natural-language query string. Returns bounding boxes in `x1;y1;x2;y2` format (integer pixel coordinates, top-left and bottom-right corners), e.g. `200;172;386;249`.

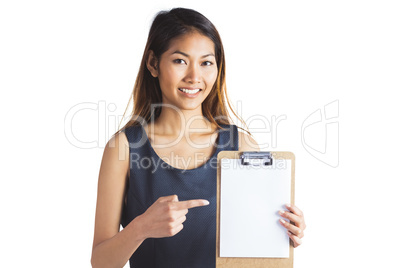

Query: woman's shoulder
105;131;130;160
235;126;260;152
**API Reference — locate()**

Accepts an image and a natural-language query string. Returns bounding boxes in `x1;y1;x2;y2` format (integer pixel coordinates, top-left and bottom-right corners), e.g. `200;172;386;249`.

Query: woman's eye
173;59;213;66
173;59;186;64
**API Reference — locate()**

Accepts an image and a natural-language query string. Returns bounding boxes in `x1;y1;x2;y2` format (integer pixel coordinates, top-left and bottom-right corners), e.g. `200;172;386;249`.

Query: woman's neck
149;106;215;136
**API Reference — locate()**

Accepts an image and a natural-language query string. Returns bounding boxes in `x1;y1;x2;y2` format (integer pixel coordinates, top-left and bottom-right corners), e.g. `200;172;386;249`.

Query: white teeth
179;88;200;94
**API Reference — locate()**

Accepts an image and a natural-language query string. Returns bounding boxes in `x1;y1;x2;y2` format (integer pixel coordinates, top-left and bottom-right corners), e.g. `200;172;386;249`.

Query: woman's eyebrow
171;50;215;58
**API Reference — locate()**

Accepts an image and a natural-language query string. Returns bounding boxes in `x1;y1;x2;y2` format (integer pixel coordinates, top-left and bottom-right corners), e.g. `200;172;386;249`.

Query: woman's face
153;32;218;112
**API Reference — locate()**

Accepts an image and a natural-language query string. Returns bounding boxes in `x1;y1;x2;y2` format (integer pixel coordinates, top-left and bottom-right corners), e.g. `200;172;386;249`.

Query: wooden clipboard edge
216;151;295;268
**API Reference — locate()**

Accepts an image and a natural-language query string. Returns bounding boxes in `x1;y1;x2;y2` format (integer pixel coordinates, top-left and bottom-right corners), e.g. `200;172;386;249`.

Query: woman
91;7;306;268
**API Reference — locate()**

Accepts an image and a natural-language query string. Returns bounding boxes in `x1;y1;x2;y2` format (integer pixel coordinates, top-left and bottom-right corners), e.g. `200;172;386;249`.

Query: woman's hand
278;204;306;248
136;195;209;240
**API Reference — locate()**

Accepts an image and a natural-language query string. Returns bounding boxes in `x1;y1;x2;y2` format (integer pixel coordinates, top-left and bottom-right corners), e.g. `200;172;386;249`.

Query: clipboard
216;151;295;268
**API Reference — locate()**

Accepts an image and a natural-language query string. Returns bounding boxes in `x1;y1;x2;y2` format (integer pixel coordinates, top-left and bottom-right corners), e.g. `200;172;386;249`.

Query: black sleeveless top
121;123;239;268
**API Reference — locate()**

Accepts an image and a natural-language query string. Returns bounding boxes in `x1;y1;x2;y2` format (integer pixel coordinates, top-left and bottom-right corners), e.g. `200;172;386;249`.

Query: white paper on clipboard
219;158;292;258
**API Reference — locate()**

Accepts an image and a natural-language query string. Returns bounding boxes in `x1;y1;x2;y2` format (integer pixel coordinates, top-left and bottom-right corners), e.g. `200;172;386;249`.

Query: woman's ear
146;50;159;78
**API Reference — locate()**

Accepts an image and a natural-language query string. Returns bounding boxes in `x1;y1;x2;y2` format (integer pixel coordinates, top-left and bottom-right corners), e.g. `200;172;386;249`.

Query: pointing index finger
175;199;210;210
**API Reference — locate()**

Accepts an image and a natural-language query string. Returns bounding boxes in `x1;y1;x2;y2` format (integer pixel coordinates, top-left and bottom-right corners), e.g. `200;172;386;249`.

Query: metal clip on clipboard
240;152;273;166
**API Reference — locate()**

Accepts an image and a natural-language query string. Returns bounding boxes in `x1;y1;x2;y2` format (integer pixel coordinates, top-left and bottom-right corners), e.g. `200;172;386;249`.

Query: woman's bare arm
91;132;145;268
91;129;224;267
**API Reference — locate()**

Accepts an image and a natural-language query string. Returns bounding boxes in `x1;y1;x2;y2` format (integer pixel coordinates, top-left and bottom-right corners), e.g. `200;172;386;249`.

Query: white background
1;0;401;267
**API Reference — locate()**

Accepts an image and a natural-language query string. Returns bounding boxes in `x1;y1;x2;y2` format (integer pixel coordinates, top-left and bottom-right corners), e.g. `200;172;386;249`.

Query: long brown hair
114;7;251;137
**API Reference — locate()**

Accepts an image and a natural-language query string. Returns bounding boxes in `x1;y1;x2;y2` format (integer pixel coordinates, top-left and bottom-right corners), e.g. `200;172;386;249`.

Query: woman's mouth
178;88;201;94
178;88;202;98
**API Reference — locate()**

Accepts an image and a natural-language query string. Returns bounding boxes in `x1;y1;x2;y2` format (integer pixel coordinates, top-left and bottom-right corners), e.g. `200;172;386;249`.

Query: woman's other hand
278;204;306;248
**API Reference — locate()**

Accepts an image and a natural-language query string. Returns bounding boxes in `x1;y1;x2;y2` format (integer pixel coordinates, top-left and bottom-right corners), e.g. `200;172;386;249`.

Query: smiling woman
146;32;218;110
90;7;306;268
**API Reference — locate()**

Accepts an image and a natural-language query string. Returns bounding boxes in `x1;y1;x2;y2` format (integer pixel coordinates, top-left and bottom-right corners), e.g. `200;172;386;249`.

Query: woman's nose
185;64;201;83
